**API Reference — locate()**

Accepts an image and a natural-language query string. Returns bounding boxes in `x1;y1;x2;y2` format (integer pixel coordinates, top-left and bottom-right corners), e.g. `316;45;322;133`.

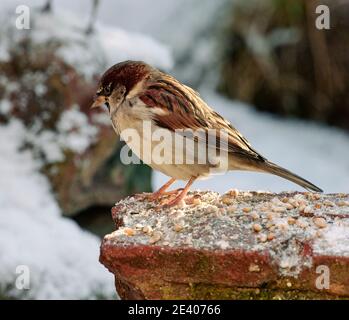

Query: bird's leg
134;177;177;201
161;188;184;196
149;177;177;201
162;177;196;207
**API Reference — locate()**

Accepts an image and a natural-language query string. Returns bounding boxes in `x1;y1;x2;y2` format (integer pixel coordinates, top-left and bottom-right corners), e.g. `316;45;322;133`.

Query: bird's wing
139;75;266;162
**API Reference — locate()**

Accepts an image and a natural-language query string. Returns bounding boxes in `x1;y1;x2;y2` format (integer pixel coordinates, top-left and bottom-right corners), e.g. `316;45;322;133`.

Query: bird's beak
90;95;106;109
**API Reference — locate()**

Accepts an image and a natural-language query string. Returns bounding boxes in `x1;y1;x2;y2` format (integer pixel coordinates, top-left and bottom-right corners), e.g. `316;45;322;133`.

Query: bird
91;60;322;207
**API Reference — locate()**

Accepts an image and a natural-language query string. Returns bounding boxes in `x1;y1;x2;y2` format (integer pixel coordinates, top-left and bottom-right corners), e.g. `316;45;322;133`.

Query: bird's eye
104;82;112;95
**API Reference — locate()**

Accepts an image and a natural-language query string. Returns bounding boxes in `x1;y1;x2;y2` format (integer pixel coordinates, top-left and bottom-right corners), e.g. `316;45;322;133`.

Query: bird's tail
257;161;323;192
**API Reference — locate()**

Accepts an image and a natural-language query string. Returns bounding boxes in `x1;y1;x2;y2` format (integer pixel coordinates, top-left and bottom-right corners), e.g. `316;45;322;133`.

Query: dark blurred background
219;0;349;131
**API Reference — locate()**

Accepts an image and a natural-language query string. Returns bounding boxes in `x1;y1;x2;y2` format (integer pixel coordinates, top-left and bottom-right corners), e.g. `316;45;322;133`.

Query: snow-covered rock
101;190;349;299
0;6;172;214
0;121;115;299
0;6;172;299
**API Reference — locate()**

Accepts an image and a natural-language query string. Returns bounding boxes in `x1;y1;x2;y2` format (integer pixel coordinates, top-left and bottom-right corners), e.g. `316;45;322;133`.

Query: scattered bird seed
281;197;289;203
173;223;184;232
192;197;201;206
149;231;162;244
258;234;267;242
227;205;237;213
273;206;286;213
251;212;260;220
253;223;262;232
267;233;275;241
324;200;335;207
314;193;321;200
266;221;274;229
298;204;306;212
296;220;308;229
124;227;136;236
313;217;327;229
227;189;239;197
142;225;153;235
288;199;297;207
315;231;323;238
266;212;275;220
221;196;233;205
304;206;314;214
287;217;296;225
285;203;294;210
106;190;349;277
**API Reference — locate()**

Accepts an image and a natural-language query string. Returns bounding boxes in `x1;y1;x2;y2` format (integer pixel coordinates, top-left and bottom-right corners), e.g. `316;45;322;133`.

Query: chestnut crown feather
97;60;151;96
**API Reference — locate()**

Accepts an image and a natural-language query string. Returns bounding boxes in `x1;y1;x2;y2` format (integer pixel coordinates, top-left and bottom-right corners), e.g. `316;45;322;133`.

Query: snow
56;106;99;154
314;222;349;257
22;106;100;164
30;130;65;164
0;4;173;162
0;99;11;114
2;0;222;81
0;3;174;299
0;121;115;299
0;4;173;79
97;24;172;73
104;191;349;277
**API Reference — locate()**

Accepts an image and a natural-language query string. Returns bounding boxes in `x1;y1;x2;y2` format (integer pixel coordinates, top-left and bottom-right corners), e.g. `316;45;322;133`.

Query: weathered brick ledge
99;190;349;299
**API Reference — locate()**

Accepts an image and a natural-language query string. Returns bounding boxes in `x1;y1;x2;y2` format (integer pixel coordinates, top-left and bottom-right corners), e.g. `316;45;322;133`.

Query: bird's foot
134;189;183;202
155;177;196;209
157;190;188;208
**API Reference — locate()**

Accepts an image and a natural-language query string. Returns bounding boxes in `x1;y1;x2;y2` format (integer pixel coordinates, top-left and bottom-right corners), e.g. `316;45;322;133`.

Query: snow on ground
22;105;100;164
0;5;172;78
0;121;115;299
0;5;173;299
4;0;222;79
314;223;349;257
0;5;173;162
154;91;349;194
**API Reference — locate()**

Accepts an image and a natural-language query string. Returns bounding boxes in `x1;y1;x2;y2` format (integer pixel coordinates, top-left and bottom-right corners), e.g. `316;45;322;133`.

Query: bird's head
90;60;151;112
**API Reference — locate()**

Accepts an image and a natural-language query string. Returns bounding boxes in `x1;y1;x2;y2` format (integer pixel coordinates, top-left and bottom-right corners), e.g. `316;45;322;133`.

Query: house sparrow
91;61;322;207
